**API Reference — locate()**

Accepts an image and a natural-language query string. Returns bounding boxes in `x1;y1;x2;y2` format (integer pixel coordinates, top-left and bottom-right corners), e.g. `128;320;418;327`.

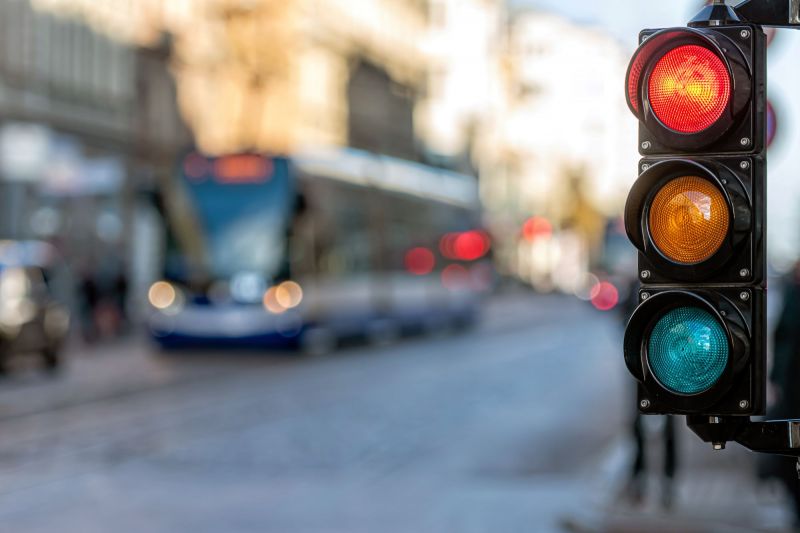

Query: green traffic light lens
647;306;728;395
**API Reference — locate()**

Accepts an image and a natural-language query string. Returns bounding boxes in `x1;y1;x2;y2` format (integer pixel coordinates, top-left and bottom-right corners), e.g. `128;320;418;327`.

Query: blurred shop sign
0;123;51;182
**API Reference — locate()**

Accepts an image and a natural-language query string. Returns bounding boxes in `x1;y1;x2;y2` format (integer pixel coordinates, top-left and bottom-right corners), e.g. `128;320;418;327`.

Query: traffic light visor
648;175;729;264
647;45;731;133
647;306;729;394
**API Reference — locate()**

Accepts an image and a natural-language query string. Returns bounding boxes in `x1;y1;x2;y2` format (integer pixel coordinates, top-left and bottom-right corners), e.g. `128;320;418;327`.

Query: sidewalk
0;336;240;420
565;419;795;532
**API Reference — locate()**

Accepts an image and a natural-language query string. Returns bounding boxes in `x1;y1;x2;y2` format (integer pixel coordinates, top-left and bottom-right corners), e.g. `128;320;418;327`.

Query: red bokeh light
454;231;489;261
647;44;730;133
441;264;469;290
522;217;552;242
213;155;272;184
404;247;435;275
440;230;490;261
591;282;619;311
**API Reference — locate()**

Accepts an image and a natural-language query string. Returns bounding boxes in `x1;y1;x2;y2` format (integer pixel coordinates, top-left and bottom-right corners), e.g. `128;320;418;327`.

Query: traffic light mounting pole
680;1;800;459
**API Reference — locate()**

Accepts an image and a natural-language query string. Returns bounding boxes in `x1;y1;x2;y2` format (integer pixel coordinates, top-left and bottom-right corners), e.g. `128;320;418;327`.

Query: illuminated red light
404;247;435;275
591;282;619;311
647;45;730;133
522;217;552;242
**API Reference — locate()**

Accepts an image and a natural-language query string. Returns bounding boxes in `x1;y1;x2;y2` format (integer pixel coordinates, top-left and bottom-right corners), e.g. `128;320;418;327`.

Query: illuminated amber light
648;176;729;264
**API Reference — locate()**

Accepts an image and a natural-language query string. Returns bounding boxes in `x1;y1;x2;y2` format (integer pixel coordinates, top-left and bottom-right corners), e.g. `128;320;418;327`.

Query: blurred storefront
0;1;135;276
0;1;189;319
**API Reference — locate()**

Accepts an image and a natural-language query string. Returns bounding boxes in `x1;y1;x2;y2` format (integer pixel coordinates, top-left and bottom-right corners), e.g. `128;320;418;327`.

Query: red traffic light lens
647;45;731;134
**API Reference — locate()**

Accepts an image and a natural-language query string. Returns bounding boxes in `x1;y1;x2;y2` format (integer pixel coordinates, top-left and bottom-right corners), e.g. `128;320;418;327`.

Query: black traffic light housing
621;0;800;457
625;156;765;284
623;14;767;418
628;26;764;155
624;288;765;415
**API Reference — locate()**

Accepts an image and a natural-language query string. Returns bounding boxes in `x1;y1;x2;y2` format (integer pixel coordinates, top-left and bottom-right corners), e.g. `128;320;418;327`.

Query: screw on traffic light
622;6;767;417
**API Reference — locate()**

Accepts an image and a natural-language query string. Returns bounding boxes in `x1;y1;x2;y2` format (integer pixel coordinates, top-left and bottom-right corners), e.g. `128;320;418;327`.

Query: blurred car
0;241;70;372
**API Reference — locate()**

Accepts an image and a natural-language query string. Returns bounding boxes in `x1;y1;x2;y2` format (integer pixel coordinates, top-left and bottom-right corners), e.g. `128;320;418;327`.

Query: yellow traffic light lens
648;176;729;264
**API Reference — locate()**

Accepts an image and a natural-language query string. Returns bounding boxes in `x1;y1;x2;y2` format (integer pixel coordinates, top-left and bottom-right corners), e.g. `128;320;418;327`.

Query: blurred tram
146;148;491;350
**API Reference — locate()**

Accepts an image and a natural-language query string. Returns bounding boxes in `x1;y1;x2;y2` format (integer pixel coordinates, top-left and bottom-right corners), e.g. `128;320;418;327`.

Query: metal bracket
733;0;800;27
689;1;742;27
687;416;800;456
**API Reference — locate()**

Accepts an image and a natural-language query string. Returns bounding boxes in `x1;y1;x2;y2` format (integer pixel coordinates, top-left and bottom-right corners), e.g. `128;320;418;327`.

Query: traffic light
622;21;767;416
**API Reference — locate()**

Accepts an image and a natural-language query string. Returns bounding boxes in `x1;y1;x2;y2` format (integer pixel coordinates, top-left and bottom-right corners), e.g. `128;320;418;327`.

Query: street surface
0;293;788;532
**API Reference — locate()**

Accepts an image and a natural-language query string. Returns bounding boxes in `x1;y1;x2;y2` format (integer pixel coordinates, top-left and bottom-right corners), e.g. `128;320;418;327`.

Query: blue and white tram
146;148;490;350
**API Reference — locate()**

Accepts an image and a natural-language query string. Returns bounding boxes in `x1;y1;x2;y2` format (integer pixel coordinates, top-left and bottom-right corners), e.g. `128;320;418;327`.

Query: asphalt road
0;293;627;533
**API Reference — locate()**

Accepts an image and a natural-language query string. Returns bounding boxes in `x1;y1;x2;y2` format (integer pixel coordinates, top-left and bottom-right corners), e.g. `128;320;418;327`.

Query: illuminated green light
647;306;728;394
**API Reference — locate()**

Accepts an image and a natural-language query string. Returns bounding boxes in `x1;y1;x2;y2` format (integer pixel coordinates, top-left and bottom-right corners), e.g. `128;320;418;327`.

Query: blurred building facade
417;0;507;173
481;12;638;291
15;1;641;297
35;0;433;159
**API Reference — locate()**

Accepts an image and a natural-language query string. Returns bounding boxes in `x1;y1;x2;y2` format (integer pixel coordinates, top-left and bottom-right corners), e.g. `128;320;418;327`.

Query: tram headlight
263;281;303;314
148;281;184;314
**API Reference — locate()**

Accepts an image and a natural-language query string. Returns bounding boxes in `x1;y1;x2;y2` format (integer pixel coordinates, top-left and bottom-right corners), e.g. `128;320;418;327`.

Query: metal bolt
740;29;751;39
740;137;751;146
739;399;750;409
641;141;652;150
721;178;728;185
641;292;650;301
713;442;726;451
720;310;727;317
740;160;750;170
641;163;650;171
641;270;651;279
640;399;650;409
739;268;749;278
739;291;750;301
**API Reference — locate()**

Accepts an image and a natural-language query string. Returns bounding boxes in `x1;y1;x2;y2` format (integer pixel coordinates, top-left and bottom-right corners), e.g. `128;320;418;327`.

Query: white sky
510;0;702;46
511;0;800;265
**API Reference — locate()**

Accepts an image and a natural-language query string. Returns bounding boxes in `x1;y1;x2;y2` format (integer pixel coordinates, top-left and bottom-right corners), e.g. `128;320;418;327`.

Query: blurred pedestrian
765;261;800;527
112;269;129;334
618;275;678;509
78;269;99;343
